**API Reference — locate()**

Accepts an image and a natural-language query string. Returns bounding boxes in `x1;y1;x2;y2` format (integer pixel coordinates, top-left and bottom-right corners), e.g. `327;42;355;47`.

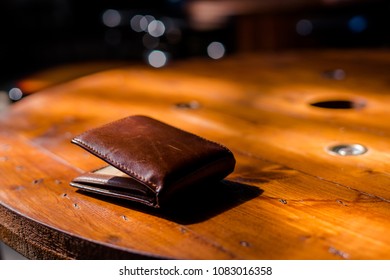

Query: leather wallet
70;115;236;208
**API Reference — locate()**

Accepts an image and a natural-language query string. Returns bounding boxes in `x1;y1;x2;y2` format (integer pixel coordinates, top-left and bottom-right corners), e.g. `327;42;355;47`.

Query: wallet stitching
166;125;233;156
76;115;234;155
72;115;234;193
72;138;159;192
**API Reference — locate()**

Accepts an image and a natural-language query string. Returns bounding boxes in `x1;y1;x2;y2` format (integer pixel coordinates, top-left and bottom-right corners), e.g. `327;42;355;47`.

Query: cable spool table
0;50;390;259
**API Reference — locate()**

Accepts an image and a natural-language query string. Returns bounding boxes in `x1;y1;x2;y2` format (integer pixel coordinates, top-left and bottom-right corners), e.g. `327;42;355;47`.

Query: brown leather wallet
70;115;236;208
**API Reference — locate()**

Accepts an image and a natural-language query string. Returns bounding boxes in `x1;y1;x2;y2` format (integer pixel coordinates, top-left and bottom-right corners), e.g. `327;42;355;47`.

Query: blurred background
0;0;389;101
0;0;389;260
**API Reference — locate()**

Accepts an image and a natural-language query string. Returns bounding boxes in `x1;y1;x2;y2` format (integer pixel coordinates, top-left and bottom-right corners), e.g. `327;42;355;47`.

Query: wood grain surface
0;49;389;259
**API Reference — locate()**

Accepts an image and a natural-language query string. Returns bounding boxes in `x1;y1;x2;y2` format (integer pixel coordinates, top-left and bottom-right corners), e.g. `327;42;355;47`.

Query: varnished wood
0;49;390;259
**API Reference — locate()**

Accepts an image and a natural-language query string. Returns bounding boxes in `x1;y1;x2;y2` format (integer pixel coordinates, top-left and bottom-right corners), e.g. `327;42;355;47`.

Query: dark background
0;0;388;84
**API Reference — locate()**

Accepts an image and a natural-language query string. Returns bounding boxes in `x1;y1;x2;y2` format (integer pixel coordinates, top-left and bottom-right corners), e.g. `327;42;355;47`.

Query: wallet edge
71;137;159;194
70;181;157;207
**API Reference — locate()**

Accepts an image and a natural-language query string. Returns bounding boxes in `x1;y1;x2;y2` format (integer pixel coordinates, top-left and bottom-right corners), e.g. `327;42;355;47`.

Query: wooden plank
1;128;389;259
0;50;389;259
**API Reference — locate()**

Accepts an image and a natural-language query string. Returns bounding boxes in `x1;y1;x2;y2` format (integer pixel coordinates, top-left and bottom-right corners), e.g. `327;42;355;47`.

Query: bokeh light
130;15;155;32
8;88;23;101
207;42;225;60
148;20;166;38
147;50;168;68
142;34;160;49
296;19;313;36
102;9;121;28
348;16;367;33
130;15;145;32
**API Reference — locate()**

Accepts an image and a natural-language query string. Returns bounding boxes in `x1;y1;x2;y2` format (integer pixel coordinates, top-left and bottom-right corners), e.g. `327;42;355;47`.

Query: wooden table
0;50;389;259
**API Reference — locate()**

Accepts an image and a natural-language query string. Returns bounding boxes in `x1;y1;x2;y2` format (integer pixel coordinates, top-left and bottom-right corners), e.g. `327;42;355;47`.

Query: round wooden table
0;50;389;259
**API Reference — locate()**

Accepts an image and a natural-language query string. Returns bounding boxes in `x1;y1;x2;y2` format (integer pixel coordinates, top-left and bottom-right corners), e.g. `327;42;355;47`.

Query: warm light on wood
0;49;389;259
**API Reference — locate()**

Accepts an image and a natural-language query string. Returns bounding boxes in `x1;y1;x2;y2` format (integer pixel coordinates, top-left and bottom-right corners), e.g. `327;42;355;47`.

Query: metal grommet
326;143;367;156
174;101;200;110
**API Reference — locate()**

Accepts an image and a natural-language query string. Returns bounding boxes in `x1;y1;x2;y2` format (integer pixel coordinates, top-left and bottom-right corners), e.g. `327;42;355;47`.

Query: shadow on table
78;180;262;225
